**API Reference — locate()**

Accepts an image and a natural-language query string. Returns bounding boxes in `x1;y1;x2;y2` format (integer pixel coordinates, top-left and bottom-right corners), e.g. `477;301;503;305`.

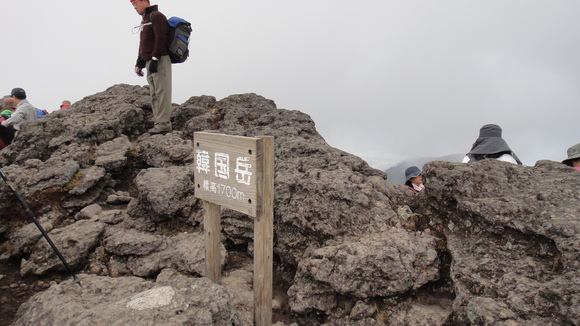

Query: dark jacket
135;5;169;69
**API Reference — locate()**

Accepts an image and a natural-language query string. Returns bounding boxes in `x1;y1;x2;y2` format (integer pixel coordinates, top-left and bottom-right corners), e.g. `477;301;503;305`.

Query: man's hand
135;66;144;77
149;60;158;74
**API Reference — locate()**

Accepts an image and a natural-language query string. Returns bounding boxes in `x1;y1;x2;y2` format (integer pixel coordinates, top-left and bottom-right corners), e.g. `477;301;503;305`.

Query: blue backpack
167;17;192;64
150;13;192;64
36;108;46;119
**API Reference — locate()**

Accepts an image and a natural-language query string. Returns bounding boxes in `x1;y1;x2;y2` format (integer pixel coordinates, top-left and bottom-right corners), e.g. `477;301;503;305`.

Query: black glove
149;60;158;74
136;58;146;70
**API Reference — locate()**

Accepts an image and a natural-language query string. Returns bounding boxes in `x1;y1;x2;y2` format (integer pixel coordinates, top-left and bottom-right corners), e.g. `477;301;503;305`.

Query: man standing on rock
131;0;172;135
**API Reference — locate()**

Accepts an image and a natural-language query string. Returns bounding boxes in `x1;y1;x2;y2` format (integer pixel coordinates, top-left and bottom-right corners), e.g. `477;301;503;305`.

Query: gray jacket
1;99;37;130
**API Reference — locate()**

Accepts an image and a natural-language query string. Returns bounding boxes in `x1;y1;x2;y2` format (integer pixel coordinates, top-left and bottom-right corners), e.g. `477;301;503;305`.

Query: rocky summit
0;84;578;326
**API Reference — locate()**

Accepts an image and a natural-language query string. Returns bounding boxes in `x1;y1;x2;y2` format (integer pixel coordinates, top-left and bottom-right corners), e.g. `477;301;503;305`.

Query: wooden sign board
194;132;261;217
194;131;274;326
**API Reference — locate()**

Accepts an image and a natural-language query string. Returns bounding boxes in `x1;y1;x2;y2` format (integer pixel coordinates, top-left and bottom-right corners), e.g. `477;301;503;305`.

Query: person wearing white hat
562;143;580;171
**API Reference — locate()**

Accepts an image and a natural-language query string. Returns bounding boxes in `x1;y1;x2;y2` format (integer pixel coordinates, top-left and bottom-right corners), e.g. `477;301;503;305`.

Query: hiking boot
148;127;171;135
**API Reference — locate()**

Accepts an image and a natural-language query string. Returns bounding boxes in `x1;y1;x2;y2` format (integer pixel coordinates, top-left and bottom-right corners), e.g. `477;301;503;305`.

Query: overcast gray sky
3;1;579;169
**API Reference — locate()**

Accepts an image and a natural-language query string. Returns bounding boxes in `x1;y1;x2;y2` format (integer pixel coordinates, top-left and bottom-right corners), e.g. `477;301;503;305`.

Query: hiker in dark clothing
0;97;15;149
0;115;14;149
462;124;522;165
131;0;173;135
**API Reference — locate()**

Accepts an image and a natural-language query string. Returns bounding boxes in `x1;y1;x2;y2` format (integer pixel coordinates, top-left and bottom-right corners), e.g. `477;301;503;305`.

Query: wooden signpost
194;131;274;326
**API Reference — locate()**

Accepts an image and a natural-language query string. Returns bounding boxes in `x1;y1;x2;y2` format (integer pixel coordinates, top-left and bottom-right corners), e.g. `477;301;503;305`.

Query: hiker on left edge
131;0;173;135
1;88;37;132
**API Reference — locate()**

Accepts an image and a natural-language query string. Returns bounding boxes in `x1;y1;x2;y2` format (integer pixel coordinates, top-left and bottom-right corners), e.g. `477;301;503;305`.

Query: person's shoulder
496;153;518;164
152;9;168;21
22;102;35;109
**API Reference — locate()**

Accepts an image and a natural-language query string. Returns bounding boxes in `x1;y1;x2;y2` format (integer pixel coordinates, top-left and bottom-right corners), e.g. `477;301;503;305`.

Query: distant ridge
385;153;464;184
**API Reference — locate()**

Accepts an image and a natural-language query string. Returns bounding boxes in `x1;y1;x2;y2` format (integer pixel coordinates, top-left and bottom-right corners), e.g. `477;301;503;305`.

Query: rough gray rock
288;229;439;313
135;132;195;168
103;228;167;256
12;269;241;326
20;219;106;276
94;135;132;173
422;159;580;325
0;217;53;260
127;166;197;222
106;193;133;205
74;203;103;220
125;232;223;277
388;300;453;326
100;227;227;278
221;265;255;326
350;300;377;320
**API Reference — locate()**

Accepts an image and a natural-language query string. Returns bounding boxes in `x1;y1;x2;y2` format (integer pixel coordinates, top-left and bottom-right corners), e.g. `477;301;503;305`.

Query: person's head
131;0;150;15
405;166;423;186
562;143;580;167
60;100;71;109
10;88;26;101
2;96;15;111
478;124;502;138
0;109;13;118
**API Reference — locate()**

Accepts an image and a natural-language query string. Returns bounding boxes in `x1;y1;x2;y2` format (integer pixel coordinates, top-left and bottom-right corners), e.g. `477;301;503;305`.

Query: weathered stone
124;232;226;278
288;229;439;313
135;132;195;167
221;267;254;326
74;203;103;220
350;301;376;320
106;192;133;205
96;209;127;224
103;228;166;256
421;159;580;325
20;219;106;276
128;166;197;222
12;269;241;326
0;218;53;260
94;135;132;173
388;300;453;326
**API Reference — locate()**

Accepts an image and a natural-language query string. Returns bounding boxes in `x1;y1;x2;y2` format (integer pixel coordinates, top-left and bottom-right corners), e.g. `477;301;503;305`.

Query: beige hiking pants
147;55;173;131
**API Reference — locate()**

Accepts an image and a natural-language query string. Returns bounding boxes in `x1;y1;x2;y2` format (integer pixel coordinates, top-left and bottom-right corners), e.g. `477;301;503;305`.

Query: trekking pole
0;168;80;285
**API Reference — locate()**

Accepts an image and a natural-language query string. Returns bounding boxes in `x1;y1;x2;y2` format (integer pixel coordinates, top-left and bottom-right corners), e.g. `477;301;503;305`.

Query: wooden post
204;200;221;284
254;136;274;326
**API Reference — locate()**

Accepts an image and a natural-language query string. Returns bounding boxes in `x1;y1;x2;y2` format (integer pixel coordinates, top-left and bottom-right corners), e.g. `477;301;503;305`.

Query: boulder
288;229;439;313
12;269;241;326
0;217;53;260
128;166;197;222
20;219;106;276
422;159;580;325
